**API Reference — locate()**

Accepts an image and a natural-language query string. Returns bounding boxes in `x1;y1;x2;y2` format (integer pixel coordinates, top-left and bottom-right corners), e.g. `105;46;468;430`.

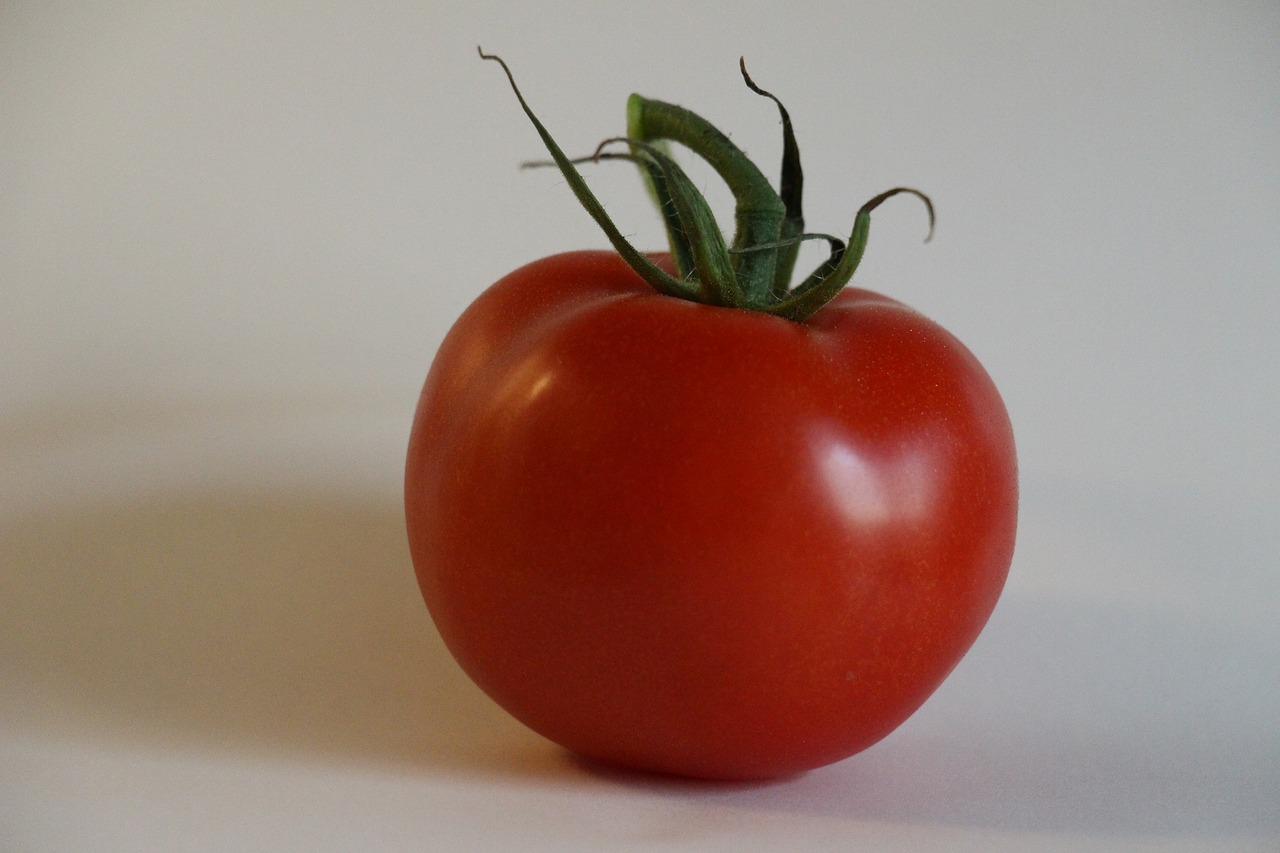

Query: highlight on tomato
404;50;1017;780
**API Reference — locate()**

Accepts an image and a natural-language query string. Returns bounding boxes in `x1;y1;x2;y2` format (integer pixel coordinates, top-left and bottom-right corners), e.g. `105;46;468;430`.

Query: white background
3;2;1278;850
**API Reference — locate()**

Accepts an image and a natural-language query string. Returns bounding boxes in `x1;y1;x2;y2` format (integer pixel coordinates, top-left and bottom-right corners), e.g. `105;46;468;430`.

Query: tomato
405;250;1016;780
404;53;1017;780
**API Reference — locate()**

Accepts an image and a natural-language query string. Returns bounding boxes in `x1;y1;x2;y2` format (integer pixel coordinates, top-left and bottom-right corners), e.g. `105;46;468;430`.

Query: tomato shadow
0;488;563;778
564;751;799;794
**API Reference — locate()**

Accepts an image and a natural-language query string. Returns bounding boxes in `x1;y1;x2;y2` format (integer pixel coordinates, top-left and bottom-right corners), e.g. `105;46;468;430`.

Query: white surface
3;2;1278;850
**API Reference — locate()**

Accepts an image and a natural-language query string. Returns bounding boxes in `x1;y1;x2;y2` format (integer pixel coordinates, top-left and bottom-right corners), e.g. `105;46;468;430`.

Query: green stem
483;50;935;324
478;49;698;302
594;138;744;307
765;188;934;321
627;94;786;302
738;58;805;297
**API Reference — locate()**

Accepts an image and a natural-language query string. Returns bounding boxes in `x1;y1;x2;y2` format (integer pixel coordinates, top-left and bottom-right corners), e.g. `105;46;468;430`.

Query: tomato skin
405;250;1017;780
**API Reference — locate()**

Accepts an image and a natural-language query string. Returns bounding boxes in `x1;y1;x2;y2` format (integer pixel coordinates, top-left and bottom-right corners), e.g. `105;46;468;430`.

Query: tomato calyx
480;48;934;322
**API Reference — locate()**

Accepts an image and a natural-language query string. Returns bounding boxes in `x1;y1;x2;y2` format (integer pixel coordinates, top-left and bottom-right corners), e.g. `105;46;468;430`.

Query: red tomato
405;249;1017;780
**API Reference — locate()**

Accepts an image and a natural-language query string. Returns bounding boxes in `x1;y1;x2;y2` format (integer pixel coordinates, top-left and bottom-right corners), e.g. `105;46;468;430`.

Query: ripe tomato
405;249;1017;780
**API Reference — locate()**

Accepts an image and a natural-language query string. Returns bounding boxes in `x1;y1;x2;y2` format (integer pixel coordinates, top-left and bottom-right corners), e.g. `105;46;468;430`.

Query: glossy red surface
405;250;1017;779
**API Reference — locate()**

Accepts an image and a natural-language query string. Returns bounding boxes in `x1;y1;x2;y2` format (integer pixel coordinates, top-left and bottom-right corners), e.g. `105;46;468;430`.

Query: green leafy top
480;49;933;323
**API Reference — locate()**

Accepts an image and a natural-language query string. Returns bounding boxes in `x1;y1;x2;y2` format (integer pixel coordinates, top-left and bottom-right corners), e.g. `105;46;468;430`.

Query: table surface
4;4;1278;850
